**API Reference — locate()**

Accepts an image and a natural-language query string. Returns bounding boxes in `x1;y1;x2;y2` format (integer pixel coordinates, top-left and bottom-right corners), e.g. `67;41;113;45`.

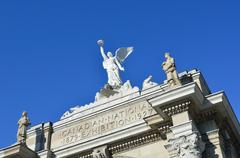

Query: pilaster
165;111;205;158
203;129;226;158
27;122;53;158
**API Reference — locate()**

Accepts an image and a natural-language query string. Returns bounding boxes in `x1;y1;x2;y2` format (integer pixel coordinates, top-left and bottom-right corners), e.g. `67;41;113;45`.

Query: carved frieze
52;101;156;148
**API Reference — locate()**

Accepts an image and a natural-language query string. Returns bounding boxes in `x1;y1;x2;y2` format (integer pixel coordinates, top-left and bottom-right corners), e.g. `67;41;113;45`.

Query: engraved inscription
59;102;156;145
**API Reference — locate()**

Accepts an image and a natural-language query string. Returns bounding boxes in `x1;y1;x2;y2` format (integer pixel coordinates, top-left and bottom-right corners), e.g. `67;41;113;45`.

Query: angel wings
97;39;133;69
97;39;133;87
115;47;133;64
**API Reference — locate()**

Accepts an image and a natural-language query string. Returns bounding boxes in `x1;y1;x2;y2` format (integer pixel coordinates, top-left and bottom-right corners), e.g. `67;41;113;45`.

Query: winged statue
97;39;133;88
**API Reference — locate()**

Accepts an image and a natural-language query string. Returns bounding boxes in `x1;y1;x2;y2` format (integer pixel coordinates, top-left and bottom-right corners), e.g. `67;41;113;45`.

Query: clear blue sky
0;1;239;148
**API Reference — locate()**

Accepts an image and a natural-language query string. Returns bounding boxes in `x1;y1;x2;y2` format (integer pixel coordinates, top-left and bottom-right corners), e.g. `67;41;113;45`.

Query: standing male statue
97;39;133;89
162;53;181;87
17;111;31;143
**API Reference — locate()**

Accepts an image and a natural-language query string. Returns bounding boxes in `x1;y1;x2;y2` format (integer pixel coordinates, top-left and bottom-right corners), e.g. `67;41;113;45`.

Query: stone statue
97;39;133;89
162;53;181;87
142;75;158;90
17;111;31;143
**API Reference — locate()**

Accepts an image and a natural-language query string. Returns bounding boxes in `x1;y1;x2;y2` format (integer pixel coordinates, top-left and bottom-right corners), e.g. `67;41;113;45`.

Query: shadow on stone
34;123;46;152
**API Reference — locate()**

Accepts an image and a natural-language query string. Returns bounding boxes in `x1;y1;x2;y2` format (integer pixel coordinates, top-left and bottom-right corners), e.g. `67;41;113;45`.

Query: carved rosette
165;132;205;158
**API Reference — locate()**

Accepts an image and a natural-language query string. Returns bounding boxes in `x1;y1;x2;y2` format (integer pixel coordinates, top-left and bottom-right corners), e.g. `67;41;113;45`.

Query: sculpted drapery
97;39;133;88
17;111;31;143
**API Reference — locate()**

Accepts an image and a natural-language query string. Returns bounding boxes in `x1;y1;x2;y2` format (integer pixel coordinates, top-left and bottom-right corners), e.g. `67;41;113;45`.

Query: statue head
107;52;113;57
22;111;27;117
165;52;171;59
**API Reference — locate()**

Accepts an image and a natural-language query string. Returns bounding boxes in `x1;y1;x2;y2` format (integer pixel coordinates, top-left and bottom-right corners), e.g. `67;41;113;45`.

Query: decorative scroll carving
165;132;205;158
92;146;110;158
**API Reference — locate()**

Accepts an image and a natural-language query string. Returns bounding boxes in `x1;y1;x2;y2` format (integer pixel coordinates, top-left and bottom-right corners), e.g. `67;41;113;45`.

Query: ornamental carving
165;132;205;158
109;130;162;154
92;146;110;158
162;101;191;117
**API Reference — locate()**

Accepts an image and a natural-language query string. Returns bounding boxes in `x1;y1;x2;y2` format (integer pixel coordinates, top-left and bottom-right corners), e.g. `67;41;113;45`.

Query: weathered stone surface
162;53;181;87
17;111;31;143
165;132;205;158
0;143;39;158
1;68;240;158
51;101;156;149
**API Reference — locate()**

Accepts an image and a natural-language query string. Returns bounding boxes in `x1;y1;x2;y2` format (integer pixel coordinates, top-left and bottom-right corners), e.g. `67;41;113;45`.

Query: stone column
164;111;205;158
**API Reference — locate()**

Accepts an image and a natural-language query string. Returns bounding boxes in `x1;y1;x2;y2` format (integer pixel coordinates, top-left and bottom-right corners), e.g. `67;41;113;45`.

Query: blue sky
0;1;239;148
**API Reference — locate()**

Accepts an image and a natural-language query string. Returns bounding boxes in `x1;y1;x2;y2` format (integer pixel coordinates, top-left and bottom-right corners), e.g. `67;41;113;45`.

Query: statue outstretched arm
100;46;108;61
97;40;108;60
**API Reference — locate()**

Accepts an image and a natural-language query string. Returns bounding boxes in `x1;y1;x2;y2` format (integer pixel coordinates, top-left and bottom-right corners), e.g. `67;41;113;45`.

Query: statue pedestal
0;143;39;158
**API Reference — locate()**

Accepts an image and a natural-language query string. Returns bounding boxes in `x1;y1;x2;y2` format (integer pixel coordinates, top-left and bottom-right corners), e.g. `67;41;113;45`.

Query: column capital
165;132;205;158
